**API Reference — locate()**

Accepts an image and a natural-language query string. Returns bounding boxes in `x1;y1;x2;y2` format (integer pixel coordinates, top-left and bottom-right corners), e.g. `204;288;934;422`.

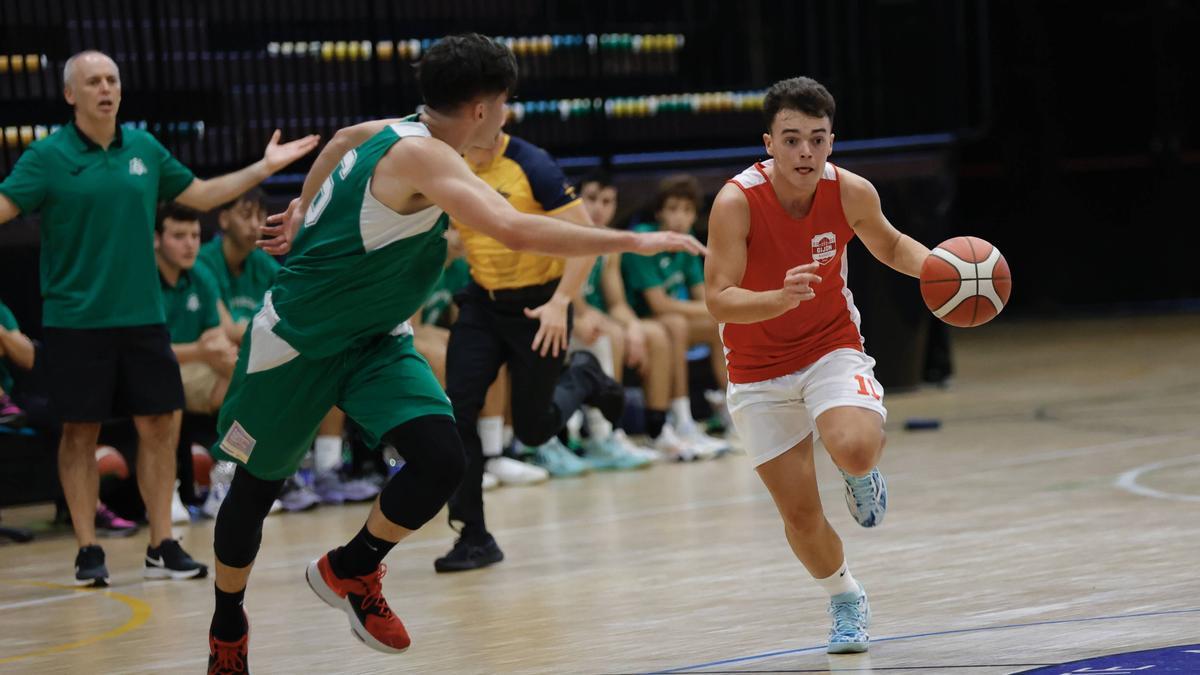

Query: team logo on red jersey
811;232;837;265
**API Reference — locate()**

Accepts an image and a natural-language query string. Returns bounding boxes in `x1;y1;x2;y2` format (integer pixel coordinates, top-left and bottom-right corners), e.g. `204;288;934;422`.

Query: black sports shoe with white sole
75;545;110;587
144;538;209;580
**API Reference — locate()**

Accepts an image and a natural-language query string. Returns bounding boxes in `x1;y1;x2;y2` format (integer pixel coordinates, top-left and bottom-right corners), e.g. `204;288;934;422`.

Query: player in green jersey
205;34;705;671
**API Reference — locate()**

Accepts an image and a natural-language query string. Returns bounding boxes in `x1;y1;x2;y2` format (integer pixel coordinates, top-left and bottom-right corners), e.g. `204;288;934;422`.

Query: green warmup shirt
420;257;471;328
160;266;222;344
0;122;195;328
0;300;19;394
268;116;450;357
196;238;281;324
581;256;607;312
621;223;705;318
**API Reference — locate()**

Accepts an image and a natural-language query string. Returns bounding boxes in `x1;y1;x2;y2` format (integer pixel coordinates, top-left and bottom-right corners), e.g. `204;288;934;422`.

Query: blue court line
609;133;956;167
643;606;1200;674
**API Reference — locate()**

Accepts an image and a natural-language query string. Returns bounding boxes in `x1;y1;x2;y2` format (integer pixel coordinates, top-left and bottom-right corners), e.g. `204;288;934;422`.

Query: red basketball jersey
721;160;864;384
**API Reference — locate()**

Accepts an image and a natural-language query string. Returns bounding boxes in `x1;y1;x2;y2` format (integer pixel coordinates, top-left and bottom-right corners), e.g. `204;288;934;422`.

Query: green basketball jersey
268;118;449;357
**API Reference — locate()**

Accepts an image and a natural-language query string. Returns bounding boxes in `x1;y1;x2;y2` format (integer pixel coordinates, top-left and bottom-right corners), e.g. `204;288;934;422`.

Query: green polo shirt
196;237;280;324
0;300;18;394
621;223;705;318
0;122;196;329
420;257;471;328
161;266;221;344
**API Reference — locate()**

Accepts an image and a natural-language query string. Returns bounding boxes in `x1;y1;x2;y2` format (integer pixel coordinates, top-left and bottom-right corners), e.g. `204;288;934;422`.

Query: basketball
920;236;1011;327
192;444;214;488
95;445;129;480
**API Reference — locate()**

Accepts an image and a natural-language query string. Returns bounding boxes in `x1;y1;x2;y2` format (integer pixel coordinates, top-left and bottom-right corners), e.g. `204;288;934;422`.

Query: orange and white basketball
95;445;129;480
920;236;1011;327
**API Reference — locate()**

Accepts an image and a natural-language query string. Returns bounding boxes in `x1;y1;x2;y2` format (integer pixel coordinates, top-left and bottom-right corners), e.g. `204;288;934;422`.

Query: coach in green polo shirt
197;187;281;338
0;49;319;586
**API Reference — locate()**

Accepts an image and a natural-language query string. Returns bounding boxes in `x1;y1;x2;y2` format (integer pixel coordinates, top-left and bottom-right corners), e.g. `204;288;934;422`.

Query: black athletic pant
445;281;585;533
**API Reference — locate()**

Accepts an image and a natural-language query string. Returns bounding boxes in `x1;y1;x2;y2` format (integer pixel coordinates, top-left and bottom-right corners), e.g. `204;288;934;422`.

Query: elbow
706;300;729;323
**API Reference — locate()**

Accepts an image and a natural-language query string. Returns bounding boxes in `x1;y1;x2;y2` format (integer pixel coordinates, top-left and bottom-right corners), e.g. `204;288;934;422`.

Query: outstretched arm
705;184;822;324
176;130;320;211
405;139;706;259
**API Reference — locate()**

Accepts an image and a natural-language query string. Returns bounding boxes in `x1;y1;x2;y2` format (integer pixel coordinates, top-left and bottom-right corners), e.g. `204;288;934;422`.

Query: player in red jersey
704;77;932;653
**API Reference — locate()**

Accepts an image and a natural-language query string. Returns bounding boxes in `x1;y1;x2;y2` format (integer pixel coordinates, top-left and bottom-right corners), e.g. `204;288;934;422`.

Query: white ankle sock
815;559;860;598
670;397;694;430
478;416;504;458
314;435;342;474
502;424;514;448
585;406;614;440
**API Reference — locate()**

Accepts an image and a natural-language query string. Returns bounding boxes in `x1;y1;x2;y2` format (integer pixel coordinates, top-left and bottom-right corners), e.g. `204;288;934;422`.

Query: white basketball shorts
726;348;888;467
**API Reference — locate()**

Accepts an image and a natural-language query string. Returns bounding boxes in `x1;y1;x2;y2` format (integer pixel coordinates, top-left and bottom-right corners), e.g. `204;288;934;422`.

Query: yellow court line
0;580;152;665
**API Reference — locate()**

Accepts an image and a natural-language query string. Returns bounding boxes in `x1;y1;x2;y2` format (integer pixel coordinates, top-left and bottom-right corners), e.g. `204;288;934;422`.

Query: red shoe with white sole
305;552;410;653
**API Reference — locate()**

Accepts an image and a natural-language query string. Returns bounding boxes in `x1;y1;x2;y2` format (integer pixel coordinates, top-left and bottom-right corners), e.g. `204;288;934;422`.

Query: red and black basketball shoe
306;552;410;653
208;629;249;674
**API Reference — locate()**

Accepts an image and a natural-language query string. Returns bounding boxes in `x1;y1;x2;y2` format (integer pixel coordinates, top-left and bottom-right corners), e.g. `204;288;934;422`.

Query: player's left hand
259;197;303;255
262;129;321;173
525;295;571;358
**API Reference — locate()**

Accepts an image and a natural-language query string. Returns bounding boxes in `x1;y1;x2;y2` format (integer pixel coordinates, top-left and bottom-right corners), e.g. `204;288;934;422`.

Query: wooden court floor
2;313;1198;674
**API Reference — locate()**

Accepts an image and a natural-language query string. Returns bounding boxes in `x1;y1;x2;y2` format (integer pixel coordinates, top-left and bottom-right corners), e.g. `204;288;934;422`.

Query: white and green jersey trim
267;115;450;358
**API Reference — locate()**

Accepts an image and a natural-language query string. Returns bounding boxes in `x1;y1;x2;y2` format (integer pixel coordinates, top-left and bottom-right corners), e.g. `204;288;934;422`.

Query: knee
824;428;883;476
659;313;687;338
643;322;669;354
780;503;826;537
385;416;466;492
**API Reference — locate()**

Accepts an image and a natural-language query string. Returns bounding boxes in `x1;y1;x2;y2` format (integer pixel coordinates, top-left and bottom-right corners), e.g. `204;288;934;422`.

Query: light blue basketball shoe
840;467;887;528
827;584;870;654
529;437;591;478
582;434;652;471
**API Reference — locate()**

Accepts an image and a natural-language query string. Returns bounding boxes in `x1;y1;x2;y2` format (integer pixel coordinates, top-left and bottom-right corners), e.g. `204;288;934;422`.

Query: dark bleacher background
1;0;1198;384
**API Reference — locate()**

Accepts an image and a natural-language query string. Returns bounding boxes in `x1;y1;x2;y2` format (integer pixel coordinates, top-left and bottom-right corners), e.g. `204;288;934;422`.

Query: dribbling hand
780;262;822;307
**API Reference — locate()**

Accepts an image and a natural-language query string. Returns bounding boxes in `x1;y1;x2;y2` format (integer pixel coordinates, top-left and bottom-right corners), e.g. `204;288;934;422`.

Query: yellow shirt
452;134;581;290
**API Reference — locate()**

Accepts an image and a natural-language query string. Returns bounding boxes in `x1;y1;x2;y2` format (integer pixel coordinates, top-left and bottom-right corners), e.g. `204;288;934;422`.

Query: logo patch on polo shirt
187;293;200;311
220;421;256;463
129;157;147;176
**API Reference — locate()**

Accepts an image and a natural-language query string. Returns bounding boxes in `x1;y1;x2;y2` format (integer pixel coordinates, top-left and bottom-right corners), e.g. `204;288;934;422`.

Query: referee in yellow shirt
436;131;623;572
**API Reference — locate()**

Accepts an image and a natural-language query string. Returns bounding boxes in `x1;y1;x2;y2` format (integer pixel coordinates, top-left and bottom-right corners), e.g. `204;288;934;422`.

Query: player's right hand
259;197;304;256
780;262;822;306
633;231;708;257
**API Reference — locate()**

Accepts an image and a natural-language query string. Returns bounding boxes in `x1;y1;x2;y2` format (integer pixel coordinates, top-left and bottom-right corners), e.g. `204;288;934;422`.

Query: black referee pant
445;280;591;535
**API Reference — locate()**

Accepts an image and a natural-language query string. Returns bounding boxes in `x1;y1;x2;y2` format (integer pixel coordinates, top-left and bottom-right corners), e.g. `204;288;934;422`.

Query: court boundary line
640;607;1200;674
0;580;152;665
1114;454;1200;502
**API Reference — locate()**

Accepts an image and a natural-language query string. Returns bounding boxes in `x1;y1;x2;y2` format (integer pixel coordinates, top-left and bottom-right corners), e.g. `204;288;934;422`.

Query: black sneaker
75;544;109;587
144;538;209;580
434;534;504;573
569;351;626;423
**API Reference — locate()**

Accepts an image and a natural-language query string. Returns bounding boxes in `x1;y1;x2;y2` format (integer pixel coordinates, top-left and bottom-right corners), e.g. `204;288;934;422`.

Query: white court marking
1115;454;1200;503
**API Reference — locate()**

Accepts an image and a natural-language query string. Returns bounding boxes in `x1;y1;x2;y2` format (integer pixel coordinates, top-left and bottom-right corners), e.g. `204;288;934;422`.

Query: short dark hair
417;34;518;113
155;202;202;234
763;76;836;132
218;186;266;214
578;170;614;192
653;174;703;214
